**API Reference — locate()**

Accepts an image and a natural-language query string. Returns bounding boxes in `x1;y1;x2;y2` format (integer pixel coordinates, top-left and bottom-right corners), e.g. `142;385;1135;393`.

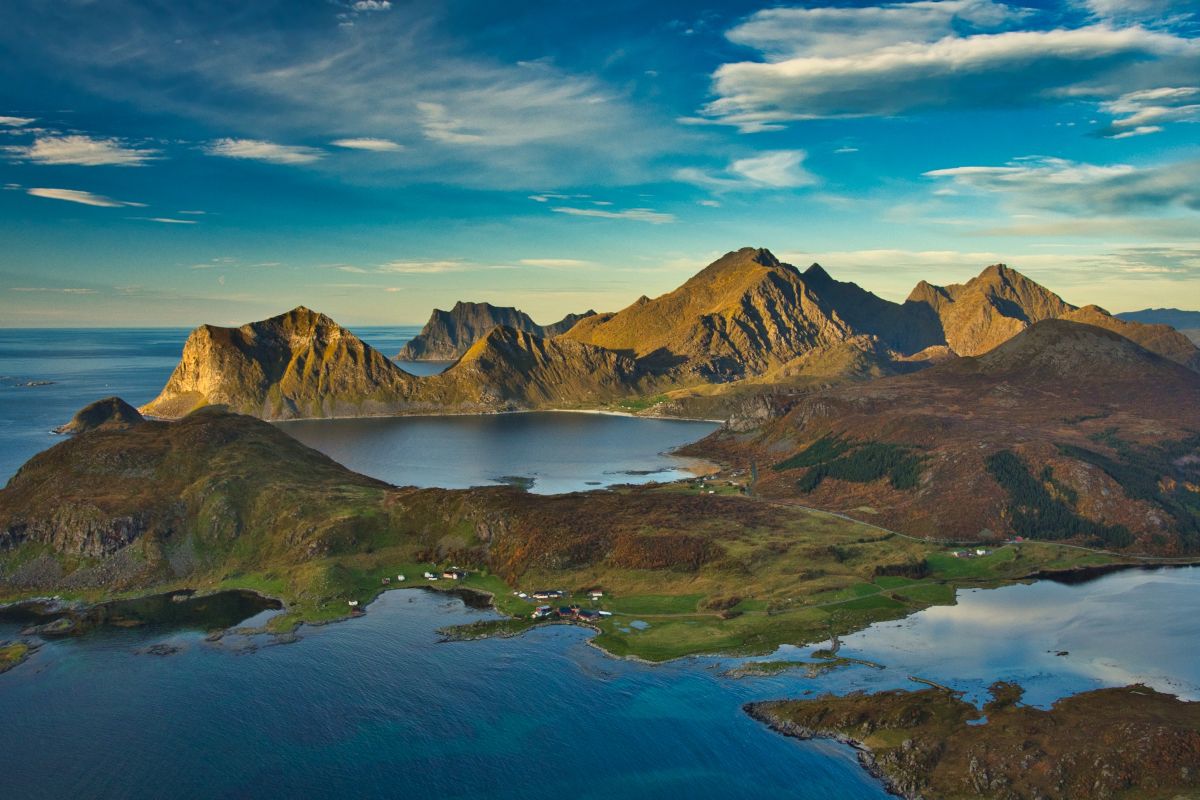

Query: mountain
1118;308;1200;345
140;308;644;421
565;249;1200;381
563;248;870;379
53;397;144;434
141;306;418;420
696;320;1200;552
433;325;647;407
397;301;595;360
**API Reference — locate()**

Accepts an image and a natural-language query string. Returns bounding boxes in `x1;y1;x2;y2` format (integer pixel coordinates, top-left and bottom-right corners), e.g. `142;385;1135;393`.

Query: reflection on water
280;411;718;493
831;566;1200;705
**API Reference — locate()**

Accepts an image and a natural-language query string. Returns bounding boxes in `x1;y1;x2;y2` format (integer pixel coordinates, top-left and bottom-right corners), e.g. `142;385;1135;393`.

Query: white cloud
9;286;98;294
726;1;1021;59
377;259;470;274
0;116;35;127
924;155;1200;215
698;199;721;207
1098;86;1200;138
26;187;146;207
134;217;197;224
676;150;816;191
204;138;324;164
177;210;206;215
1079;0;1194;21
700;16;1200;132
352;0;391;10
7;134;160;166
518;258;590;268
416;101;486;144
550;206;675;224
331;137;405;151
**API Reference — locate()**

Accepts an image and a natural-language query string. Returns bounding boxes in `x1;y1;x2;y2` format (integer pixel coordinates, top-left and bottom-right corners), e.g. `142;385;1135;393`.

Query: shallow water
280;412;718;493
0;589;888;800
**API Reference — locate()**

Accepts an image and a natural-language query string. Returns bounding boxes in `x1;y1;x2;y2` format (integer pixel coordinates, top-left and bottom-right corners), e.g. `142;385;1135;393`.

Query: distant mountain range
1117;308;1200;345
139;247;1200;422
397;301;595;360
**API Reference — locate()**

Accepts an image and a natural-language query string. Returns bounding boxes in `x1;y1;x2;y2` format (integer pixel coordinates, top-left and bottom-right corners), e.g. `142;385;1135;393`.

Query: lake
0;327;712;491
280;412;717;493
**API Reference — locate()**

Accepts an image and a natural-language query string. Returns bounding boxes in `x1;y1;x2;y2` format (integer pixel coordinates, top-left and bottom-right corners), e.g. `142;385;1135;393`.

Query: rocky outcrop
397;301;595;360
53;396;144;434
748;683;1200;800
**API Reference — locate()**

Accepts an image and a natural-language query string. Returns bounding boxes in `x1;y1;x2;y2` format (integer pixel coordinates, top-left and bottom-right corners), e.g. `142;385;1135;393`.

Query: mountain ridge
397;301;595;361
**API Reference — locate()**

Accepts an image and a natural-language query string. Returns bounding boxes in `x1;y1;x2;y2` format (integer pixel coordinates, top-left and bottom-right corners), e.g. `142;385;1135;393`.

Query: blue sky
1;0;1198;326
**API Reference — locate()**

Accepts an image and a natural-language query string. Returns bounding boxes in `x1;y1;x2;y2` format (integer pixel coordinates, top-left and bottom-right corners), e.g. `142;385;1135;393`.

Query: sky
1;0;1198;327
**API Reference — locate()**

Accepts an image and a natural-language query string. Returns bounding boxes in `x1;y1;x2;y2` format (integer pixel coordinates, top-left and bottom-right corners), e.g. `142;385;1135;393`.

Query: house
381;577;391;585
397;574;406;582
442;569;467;581
975;548;989;557
531;605;553;620
532;590;563;600
423;571;439;581
588;590;604;599
577;609;600;621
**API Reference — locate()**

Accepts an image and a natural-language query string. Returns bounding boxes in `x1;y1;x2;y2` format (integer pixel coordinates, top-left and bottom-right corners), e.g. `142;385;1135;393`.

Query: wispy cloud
204;138;324;164
9;286;98;294
377;259;471;274
133;217;197;224
698;6;1199;132
676;150;816;191
0;115;35;127
924;155;1200;215
550;206;675;224
1098;86;1200;138
330;137;405;152
518;258;590;268
26;187;146;207
7;134;160;166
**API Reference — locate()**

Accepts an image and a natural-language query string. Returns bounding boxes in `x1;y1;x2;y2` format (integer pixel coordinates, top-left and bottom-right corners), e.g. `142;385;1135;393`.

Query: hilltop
696;320;1200;552
53;397;144;435
397;301;595;360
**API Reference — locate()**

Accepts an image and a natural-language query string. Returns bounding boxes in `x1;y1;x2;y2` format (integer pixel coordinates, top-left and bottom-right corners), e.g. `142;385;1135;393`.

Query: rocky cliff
140;308;645;421
141;306;419;420
397;301;595;360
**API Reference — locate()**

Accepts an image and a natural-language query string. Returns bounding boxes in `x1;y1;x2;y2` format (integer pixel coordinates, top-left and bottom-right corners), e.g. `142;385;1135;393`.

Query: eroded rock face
397;301;596;360
139;307;646;421
142;307;419;420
